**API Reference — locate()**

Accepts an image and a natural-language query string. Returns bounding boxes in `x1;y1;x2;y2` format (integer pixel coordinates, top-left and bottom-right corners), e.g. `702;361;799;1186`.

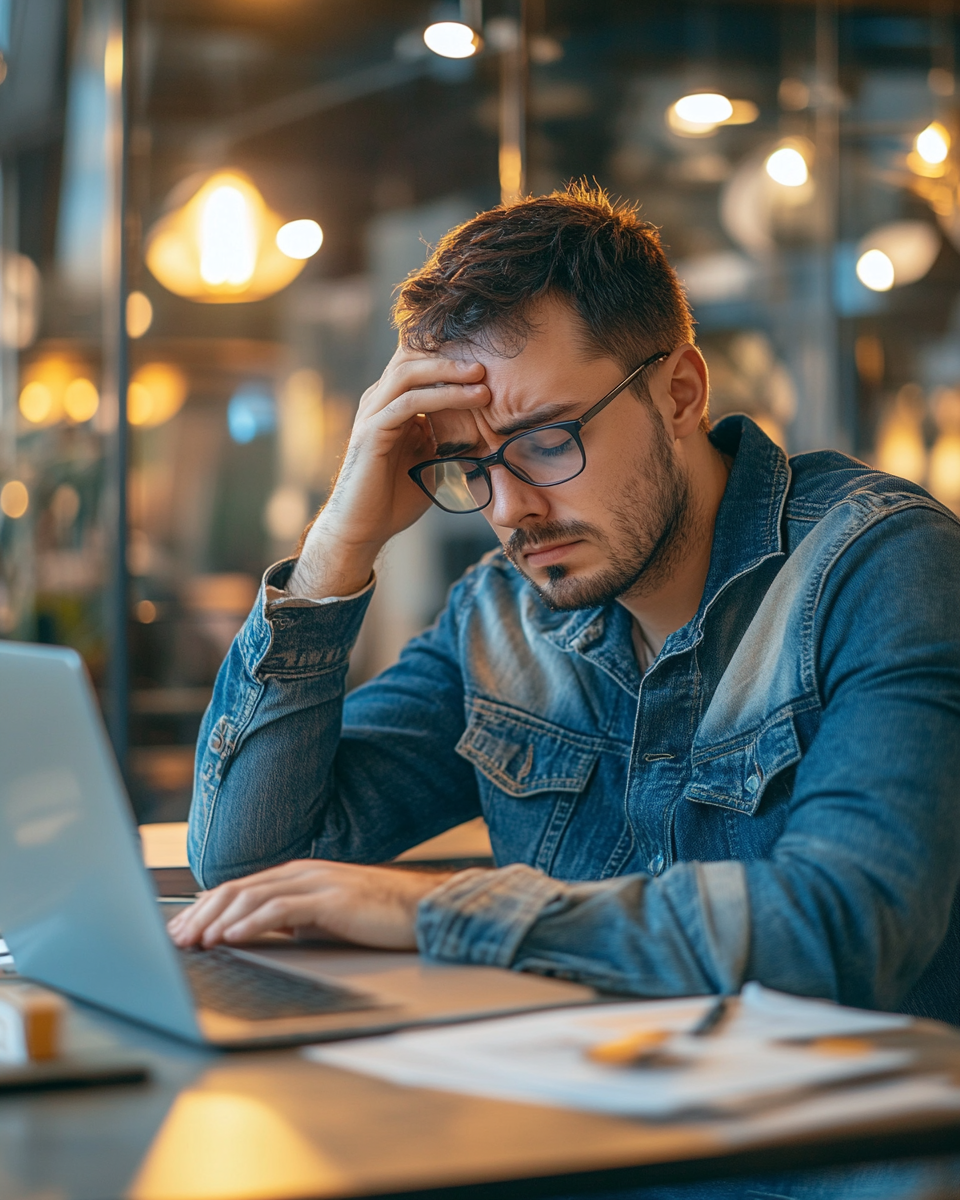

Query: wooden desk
1;1000;959;1200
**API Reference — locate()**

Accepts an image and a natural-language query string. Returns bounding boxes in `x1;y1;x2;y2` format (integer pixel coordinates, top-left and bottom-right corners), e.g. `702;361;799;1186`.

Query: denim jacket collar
535;415;791;667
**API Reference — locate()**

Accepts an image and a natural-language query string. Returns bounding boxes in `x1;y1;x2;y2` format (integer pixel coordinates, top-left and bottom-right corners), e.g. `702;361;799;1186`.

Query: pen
689;992;733;1037
587;993;737;1066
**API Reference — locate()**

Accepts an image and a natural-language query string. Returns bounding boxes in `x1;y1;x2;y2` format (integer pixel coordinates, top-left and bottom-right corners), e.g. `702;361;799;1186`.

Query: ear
657;344;708;439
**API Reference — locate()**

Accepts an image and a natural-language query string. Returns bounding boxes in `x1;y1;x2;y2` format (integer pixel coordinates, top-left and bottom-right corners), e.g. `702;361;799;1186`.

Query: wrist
286;524;379;601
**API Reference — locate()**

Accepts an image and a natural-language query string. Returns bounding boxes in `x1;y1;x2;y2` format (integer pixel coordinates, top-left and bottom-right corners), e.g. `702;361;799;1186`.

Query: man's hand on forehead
390;346;491;457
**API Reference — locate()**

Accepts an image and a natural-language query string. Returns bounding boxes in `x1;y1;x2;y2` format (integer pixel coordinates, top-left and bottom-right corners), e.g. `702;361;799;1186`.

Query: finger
221;895;334;944
197;872;343;946
385;356;485;395
170;884;247;945
198;881;306;947
360;358;485;419
371;383;490;433
169;862;327;944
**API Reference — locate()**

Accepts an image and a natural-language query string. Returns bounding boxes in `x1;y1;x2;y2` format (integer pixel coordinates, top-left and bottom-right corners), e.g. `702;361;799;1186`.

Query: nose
485;462;552;530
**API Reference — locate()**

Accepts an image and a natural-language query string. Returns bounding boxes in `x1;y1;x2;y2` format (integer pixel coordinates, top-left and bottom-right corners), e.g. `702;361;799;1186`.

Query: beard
503;417;696;612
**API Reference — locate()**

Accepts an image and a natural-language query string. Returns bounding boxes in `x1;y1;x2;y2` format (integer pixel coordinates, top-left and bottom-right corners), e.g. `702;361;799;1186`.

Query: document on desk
306;984;948;1120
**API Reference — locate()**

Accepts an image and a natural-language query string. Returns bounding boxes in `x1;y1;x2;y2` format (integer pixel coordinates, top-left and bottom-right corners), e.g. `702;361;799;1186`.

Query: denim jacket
189;416;960;1024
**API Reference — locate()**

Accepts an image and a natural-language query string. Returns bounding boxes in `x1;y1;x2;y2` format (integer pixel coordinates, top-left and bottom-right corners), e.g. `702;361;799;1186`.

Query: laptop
0;641;594;1047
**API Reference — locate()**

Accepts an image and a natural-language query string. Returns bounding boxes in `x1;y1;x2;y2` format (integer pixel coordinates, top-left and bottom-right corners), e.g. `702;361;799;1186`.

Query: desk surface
2;995;960;1200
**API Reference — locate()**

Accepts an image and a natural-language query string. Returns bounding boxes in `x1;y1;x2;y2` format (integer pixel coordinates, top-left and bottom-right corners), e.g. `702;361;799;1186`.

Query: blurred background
2;0;959;824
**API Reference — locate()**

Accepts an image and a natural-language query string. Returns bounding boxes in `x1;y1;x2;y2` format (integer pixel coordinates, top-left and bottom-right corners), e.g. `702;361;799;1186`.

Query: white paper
306;985;917;1118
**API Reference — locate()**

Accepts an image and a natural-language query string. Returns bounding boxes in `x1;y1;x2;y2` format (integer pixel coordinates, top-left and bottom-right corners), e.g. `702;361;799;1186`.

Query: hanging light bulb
916;122;950;166
674;93;733;125
765;146;809;187
199;186;257;286
276;220;323;259
856;249;895;291
144;172;322;303
856;221;940;291
423;22;481;59
667;92;756;137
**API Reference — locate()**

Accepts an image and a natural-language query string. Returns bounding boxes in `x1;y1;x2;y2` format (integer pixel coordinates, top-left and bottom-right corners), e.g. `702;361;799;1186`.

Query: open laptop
0;641;594;1047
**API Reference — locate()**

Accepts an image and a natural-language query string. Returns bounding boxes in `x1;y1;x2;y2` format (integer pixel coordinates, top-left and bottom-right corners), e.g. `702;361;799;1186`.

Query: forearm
189;562;376;887
189;561;484;889
416;860;749;995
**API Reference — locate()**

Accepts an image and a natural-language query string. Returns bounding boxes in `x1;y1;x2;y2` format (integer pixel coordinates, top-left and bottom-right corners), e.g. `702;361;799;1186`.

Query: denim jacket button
648;853;664;876
745;772;760;794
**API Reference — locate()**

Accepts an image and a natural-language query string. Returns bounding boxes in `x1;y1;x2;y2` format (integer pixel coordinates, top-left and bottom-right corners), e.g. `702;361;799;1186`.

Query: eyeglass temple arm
576;351;671;427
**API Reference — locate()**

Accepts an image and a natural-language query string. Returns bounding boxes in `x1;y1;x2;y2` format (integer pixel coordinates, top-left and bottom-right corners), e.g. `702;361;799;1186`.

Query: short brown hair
393;183;695;382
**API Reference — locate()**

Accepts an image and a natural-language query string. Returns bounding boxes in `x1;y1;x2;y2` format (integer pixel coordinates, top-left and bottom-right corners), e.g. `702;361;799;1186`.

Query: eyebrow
434;402;577;458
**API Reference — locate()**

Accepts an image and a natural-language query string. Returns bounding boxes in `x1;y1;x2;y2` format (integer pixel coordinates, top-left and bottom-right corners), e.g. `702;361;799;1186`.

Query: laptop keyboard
179;946;377;1021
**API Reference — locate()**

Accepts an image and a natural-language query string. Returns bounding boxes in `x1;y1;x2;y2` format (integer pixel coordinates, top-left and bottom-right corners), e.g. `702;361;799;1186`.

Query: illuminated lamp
667;93;758;137
856;221;940;291
144;172;321;303
908;122;951;177
423;22;482;59
765;145;809;187
128;363;188;428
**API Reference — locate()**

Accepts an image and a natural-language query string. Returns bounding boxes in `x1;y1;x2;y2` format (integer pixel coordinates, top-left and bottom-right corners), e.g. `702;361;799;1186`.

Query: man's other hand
166;860;453;951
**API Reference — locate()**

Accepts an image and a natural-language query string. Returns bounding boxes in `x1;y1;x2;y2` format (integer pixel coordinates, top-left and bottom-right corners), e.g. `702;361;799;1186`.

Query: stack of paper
306;985;922;1118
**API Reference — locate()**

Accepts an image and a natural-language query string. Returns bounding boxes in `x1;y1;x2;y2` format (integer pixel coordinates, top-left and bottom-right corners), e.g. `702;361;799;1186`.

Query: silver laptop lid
0;641;200;1041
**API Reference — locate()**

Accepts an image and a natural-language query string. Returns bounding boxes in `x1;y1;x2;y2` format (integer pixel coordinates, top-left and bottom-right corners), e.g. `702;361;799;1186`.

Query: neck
618;438;730;655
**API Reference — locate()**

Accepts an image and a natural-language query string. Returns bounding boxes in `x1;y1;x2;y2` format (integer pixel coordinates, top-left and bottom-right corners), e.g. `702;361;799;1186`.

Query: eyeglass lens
418;427;585;513
418;461;492;512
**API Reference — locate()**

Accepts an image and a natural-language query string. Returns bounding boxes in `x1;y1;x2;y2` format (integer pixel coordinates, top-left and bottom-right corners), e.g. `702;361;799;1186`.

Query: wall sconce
144;172;322;303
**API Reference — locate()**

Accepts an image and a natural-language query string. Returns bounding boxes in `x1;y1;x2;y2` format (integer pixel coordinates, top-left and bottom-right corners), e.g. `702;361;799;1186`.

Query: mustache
506;521;599;558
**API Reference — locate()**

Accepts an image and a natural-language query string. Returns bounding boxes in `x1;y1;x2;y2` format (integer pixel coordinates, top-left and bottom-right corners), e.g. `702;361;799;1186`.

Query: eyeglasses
408;349;670;514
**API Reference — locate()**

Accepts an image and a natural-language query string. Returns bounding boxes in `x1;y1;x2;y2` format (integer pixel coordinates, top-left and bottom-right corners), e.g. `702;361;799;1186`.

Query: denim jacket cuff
240;558;376;680
416;864;566;967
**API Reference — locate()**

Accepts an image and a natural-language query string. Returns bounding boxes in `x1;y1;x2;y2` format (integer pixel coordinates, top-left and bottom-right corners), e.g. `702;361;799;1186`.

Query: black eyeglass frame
408;349;671;514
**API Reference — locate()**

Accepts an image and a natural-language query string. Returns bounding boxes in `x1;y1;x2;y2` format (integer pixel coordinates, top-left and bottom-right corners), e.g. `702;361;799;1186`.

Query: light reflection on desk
128;1078;345;1200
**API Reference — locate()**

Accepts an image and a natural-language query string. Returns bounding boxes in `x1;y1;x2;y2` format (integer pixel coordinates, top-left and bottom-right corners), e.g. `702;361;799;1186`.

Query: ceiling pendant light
144;171;322;304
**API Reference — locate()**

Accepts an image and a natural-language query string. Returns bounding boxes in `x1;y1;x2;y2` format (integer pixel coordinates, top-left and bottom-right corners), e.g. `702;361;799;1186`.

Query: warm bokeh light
145;171;307;303
674;93;733;125
929;433;960;507
856;248;895;291
857;221;940;290
103;30;123;90
877;414;926;483
765;146;809;187
666;94;756;137
423;21;480;59
126;291;154;338
136;599;157;624
0;480;29;519
276;219;323;260
128;363;188;427
63;378;99;423
19;380;54;424
916;122;950;166
200;186;257;286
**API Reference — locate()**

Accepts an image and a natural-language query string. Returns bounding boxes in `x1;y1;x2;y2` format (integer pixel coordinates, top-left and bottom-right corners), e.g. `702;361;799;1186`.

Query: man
172;186;960;1031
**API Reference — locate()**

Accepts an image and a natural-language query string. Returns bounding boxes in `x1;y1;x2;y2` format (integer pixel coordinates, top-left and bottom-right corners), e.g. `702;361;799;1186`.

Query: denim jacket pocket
455;698;603;797
686;708;802;815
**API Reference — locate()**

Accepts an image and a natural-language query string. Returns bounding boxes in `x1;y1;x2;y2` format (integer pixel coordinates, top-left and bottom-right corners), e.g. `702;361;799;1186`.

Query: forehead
451;304;621;426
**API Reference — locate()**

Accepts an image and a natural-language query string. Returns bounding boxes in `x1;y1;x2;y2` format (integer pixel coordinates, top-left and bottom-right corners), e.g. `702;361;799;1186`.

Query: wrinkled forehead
428;337;610;451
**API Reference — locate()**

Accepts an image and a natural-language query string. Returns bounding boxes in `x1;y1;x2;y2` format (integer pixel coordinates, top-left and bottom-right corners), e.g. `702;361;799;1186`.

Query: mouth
522;540;584;569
